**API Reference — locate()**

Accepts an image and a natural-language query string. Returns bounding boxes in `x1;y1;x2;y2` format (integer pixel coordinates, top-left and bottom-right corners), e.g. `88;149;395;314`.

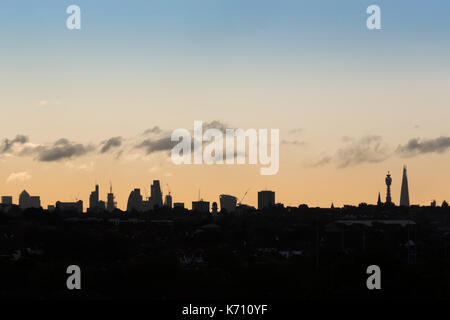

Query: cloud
143;126;162;135
313;135;390;168
204;120;229;133
397;136;450;156
1;135;29;153
65;161;95;171
312;156;332;167
35;138;95;162
6;171;31;183
281;140;306;147
335;135;389;168
289;128;303;135
136;137;173;154
100;136;122;153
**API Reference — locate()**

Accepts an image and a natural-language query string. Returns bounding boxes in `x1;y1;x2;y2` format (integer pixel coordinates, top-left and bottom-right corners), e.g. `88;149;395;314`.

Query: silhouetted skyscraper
19;190;40;209
19;190;30;209
107;184;116;212
220;194;237;213
164;193;172;209
127;188;143;212
385;172;392;205
150;180;163;209
258;190;275;210
89;184;99;210
89;184;105;212
400;166;410;207
377;192;382;206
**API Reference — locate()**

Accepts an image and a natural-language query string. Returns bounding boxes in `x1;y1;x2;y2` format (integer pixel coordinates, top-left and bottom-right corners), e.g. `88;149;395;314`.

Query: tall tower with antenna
400;165;410;207
107;182;116;212
385;171;392;205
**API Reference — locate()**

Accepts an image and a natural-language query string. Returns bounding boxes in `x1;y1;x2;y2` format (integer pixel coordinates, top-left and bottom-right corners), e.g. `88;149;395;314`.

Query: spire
400;165;410;206
377;192;382;206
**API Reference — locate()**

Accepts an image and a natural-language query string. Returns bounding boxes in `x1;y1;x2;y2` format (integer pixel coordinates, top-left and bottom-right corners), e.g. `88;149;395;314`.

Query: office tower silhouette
127;188;143;212
164;193;172;209
89;184;99;210
150;180;163;208
19;190;30;209
107;184;117;212
192;200;210;213
89;184;105;212
220;194;237;213
258;190;275;210
385;172;392;205
400;166;410;207
19;190;40;209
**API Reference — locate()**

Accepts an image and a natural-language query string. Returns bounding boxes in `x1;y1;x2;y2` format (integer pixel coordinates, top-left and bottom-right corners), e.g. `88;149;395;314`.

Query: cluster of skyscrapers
0;165;414;213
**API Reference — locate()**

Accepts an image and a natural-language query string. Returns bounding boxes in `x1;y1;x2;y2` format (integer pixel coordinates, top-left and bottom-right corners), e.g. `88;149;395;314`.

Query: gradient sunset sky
1;0;450;209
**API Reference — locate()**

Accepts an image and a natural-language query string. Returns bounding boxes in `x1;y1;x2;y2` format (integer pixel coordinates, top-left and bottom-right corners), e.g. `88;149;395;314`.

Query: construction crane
238;188;250;206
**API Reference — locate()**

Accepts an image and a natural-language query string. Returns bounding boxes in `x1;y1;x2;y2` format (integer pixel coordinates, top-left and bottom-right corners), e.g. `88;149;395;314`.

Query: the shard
400;166;410;206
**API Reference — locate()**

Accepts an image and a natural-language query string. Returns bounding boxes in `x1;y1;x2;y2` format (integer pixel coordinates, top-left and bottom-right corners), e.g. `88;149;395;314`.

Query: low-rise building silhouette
192;200;210;213
56;200;83;213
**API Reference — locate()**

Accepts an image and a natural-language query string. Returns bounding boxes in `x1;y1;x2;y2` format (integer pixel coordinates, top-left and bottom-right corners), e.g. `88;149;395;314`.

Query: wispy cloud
313;135;390;168
281;139;306;147
143;126;162;135
6;171;31;183
335;135;389;168
289;128;303;135
1;135;29;153
100;136;122;153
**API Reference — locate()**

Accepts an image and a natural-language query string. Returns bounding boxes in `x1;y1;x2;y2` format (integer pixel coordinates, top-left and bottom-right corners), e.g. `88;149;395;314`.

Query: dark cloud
143;126;162;135
397;136;450;156
100;136;122;153
136;137;174;154
1;134;29;153
35;139;95;162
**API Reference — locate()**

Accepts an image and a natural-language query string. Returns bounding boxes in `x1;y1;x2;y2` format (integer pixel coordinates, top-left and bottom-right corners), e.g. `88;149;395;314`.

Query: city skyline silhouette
1;165;437;213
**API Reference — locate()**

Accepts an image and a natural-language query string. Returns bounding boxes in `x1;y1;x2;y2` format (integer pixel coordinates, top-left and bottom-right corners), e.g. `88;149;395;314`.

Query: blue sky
1;1;450;208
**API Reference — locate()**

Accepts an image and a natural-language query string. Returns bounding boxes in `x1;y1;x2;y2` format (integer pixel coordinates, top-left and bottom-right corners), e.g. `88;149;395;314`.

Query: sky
1;0;450;209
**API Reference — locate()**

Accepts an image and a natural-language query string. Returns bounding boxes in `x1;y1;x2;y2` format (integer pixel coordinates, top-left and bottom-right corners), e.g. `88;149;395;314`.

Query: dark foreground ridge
1;204;449;300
